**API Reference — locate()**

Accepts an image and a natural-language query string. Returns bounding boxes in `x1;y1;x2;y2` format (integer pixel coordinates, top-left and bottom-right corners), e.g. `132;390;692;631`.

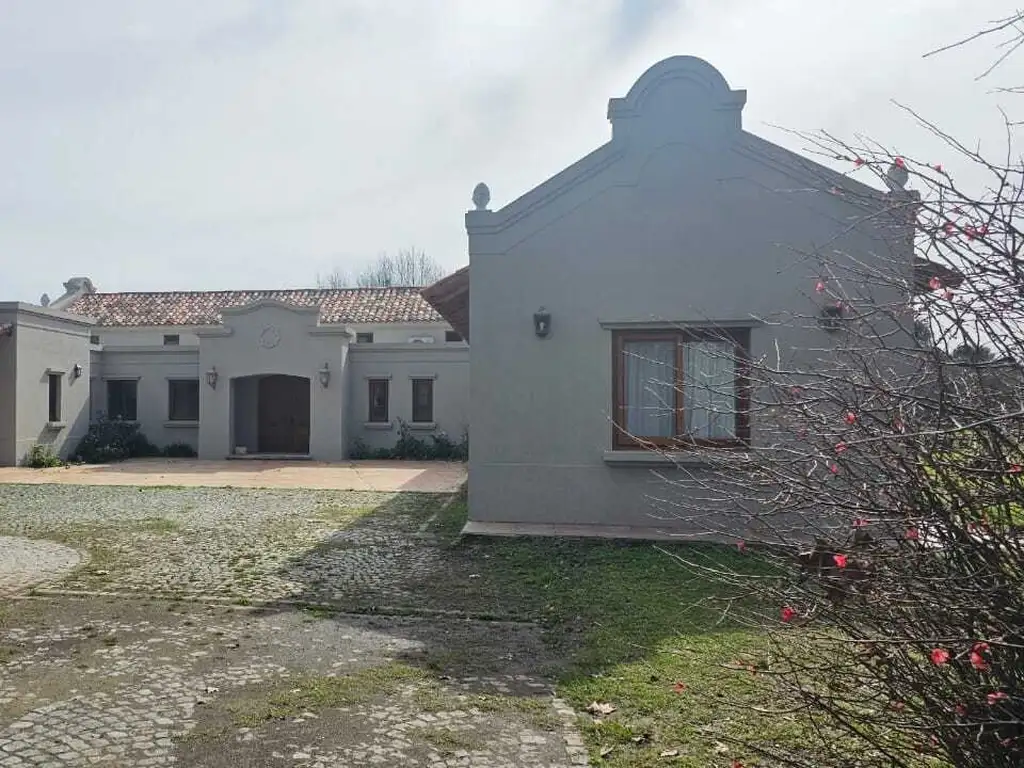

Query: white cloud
0;0;1019;300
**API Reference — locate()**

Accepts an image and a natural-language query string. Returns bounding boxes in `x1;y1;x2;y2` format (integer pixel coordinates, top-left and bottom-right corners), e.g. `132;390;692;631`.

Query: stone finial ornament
885;160;909;191
472;182;491;211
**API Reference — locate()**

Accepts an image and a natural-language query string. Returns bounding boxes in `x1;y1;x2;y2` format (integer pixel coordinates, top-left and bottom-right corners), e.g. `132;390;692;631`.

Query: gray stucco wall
0;303;93;464
0;311;17;466
97;347;201;451
346;346;469;454
465;56;909;534
197;302;348;460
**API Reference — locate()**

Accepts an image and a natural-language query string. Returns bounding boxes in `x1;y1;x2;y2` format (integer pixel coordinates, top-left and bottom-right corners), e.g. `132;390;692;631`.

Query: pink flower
965;226;977;239
736;540;747;553
853;157;864;167
943;290;954;301
987;691;1009;705
905;527;920;541
853;518;868;528
789;385;803;398
970;642;990;671
829;463;840;475
954;703;967;717
930;648;950;666
833;553;848;568
929;275;944;290
815;280;826;293
891;700;906;712
933;163;943;173
978;224;989;235
835;442;848;454
944;222;956;236
844;412;857;425
781;606;797;623
672;681;687;694
894;157;906;168
1010;464;1022;475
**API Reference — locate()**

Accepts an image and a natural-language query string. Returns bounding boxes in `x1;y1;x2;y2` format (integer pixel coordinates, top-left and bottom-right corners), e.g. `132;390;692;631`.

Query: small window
356;332;374;344
163;334;180;346
47;373;62;422
168;379;200;421
368;379;389;423
445;330;463;343
89;334;100;345
107;379;138;421
612;329;750;449
412;378;434;423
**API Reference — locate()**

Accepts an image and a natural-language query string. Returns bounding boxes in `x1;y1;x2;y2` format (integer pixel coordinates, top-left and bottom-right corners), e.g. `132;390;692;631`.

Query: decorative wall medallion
259;325;281;349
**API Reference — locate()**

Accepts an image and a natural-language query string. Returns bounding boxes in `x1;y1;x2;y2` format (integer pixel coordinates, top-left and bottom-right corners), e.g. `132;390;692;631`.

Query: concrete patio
0;458;466;492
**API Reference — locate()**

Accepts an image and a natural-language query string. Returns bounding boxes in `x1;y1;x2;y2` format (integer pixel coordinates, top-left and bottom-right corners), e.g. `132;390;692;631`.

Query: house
423;55;934;538
0;279;468;465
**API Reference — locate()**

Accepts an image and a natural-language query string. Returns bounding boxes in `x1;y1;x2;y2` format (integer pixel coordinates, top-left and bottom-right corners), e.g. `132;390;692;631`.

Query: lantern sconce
318;362;331;389
72;363;83;379
205;367;219;389
533;307;551;338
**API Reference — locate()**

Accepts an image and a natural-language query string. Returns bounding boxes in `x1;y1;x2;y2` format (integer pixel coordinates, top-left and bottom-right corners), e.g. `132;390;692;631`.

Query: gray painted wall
0;303;93;465
97;347;201;451
465;56;909;535
196;301;349;460
0;310;17;466
346;346;470;454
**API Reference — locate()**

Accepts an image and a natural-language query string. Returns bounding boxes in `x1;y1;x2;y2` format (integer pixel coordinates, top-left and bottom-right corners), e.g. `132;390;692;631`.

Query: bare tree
317;248;446;289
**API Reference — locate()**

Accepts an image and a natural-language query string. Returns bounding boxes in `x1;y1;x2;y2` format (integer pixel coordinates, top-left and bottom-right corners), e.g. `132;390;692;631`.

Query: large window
612;329;749;448
107;379;138;421
168;379;200;421
368;379;389;423
47;373;62;422
411;378;434;423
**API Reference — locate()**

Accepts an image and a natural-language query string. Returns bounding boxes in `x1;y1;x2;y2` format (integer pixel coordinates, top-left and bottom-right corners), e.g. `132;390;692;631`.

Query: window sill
407;422;437;430
164;420;199;428
44;421;66;430
603;450;711;467
363;421;394;430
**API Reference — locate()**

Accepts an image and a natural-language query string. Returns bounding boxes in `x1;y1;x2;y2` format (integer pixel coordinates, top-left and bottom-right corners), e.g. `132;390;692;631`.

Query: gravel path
0;536;82;596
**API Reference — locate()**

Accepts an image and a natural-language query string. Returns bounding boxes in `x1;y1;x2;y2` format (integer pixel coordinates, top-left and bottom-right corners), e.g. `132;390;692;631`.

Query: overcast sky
1;0;1021;302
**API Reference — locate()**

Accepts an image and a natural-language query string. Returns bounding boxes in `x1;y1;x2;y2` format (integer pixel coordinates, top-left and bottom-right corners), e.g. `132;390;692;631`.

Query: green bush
71;416;160;464
23;444;64;468
161;442;198;458
349;424;468;462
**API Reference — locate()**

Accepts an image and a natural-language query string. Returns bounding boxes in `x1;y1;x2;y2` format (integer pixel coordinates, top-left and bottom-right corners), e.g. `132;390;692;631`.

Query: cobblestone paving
0;485;444;606
0;485;589;766
0;536;82;596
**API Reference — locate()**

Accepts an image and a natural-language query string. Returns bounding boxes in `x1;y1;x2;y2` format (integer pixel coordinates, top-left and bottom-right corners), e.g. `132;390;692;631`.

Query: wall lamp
318;362;331;388
72;363;83;379
533;307;551;338
205;367;219;389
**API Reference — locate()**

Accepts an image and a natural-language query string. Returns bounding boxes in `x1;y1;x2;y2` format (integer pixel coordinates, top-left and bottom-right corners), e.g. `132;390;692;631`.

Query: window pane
412;379;434;423
48;374;61;422
108;380;138;421
368;379;389;422
682;342;737;439
622;340;676;438
168;380;200;421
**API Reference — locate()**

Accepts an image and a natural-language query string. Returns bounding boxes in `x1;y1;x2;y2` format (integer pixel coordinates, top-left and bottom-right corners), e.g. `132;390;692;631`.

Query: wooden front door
257;375;310;454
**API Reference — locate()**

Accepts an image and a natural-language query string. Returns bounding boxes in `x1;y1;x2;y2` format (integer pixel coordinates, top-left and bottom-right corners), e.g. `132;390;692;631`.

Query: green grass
409;726;484;757
131;517;183;534
424;498;816;767
0;644;22;663
226;663;427;727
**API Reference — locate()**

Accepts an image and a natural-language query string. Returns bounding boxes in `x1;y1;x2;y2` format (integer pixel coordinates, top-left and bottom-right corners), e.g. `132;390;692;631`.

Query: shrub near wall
350;421;468;461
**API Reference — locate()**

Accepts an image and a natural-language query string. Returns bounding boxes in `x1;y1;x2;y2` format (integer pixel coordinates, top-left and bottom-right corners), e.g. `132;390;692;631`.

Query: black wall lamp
533;307;551;338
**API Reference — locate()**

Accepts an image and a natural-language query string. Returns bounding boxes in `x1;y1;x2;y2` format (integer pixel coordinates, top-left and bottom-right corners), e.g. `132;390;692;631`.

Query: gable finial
472;182;491;211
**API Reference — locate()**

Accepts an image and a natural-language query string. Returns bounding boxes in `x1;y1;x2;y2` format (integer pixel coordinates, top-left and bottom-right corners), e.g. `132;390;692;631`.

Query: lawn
427;496;814;767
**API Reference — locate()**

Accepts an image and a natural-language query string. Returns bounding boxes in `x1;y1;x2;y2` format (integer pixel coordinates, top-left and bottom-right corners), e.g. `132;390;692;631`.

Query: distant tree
953;342;996;364
317;248;445;289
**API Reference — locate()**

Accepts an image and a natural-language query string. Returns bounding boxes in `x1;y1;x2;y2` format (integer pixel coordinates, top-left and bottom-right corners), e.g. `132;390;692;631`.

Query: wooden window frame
611;328;751;450
167;378;200;422
367;378;389;423
411;378;434;423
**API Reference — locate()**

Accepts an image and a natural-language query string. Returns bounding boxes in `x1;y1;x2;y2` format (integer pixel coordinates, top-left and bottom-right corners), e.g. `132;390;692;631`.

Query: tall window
47;373;62;422
107;380;138;421
368;379;389;423
168;379;200;421
612;329;749;448
411;378;434;423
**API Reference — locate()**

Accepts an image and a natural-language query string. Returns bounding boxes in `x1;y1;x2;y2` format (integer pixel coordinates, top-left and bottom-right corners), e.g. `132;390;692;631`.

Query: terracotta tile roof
64;287;444;327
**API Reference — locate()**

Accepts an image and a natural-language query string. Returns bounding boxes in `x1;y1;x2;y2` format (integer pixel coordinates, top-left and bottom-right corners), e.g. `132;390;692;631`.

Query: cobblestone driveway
0;485;589;767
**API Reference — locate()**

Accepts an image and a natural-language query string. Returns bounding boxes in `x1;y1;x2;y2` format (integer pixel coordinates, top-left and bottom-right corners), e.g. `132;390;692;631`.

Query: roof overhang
914;257;965;293
421;266;469;342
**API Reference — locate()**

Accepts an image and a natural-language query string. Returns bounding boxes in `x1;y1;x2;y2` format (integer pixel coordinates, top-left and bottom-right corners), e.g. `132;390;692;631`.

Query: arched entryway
232;374;311;455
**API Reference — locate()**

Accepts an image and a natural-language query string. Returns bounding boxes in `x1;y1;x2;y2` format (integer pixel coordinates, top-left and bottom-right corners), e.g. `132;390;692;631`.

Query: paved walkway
0;459;466;492
0;536;82;596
